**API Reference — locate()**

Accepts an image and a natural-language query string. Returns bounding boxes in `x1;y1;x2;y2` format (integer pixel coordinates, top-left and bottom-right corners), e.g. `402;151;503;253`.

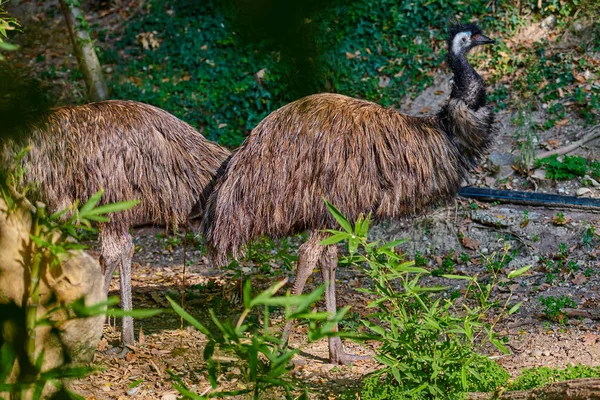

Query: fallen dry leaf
419;106;431;114
583;333;598;345
555;118;570;127
461;235;480;250
572;273;587;285
573;73;587;83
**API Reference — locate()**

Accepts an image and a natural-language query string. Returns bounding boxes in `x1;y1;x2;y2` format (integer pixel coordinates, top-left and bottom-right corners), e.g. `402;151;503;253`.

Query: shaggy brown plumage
10;100;229;231
204;94;493;263
203;23;496;364
2;100;230;348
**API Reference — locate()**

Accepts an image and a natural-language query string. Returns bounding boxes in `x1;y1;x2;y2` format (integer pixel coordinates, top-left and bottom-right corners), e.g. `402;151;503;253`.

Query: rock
543;350;551;356
488;151;516;167
583;318;594;325
496;165;514;180
577;187;592;196
541;15;557;29
127;387;139;396
530;350;542;357
161;394;178;400
292;358;307;367
0;198;106;398
378;76;391;88
585;175;600;187
571;19;586;32
254;68;267;84
104;66;113;74
531;169;547;180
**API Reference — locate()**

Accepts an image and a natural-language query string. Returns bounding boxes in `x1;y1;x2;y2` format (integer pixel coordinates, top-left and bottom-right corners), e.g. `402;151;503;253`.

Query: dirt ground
4;1;600;399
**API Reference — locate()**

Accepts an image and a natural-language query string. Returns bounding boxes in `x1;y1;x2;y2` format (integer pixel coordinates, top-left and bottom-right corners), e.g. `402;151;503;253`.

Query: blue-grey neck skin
447;47;487;110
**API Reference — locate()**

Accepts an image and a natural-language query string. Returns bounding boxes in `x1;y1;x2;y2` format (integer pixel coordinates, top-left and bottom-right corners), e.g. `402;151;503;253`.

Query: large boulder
0;197;105;398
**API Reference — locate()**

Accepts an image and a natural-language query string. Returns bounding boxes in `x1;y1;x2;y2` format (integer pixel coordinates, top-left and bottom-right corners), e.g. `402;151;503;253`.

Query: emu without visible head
4;100;230;350
203;23;496;364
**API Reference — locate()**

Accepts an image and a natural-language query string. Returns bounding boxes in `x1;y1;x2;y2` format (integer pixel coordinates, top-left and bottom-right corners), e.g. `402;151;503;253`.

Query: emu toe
103;345;131;359
329;337;369;365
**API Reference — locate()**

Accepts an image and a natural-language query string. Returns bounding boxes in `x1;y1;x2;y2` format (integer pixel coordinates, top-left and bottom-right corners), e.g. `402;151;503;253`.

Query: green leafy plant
512;104;538;170
582;223;597;248
168;279;356;399
320;200;529;399
534;155;597;181
538;295;576;324
508;364;600;391
0;2;19;59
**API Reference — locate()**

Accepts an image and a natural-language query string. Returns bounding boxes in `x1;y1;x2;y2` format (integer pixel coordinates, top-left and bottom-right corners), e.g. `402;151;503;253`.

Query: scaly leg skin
99;229;135;357
281;230;325;347
320;245;369;365
119;233;135;351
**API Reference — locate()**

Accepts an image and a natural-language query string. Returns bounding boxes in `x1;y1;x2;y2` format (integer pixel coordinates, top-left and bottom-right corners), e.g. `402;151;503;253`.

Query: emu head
447;23;494;56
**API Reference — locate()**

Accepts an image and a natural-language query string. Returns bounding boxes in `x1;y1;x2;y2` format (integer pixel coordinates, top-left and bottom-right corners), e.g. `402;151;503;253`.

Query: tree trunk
468;378;600;399
59;0;109;102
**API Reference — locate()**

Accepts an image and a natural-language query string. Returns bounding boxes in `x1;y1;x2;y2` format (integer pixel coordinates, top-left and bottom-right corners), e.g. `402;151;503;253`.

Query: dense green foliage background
102;0;598;147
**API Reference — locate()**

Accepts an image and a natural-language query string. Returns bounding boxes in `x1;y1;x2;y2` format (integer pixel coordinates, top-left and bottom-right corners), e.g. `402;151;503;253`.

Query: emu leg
118;233;135;348
320;245;368;365
99;229;135;355
281;231;325;347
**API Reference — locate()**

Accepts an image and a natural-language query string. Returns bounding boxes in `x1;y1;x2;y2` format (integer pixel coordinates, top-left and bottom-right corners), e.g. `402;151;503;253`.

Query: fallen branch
563;308;600;320
468;378;600;399
533;124;600;163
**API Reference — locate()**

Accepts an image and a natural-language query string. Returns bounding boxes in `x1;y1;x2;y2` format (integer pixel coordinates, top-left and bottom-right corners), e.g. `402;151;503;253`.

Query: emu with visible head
3;100;230;352
203;23;496;364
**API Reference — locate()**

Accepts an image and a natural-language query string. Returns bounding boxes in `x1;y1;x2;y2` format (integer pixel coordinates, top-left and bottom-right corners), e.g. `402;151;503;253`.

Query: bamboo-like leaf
379;238;408;249
167;296;211;336
442;274;473;281
106;308;162;318
323;198;352;233
83;200;140;217
361;320;386;337
319;232;351;246
508;301;522;315
508;264;532;279
79;190;103;215
242;279;252;309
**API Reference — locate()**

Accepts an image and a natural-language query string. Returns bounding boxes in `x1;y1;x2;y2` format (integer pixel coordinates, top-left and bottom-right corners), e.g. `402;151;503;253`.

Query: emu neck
448;51;486;110
435;50;494;171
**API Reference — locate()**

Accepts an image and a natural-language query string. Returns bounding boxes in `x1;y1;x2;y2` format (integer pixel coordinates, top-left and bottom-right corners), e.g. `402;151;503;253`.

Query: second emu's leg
319;245;368;365
281;231;325;346
100;229;135;353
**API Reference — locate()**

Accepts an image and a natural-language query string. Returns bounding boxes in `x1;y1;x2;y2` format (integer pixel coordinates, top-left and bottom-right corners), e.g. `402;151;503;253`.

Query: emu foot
103;345;131;359
329;337;370;365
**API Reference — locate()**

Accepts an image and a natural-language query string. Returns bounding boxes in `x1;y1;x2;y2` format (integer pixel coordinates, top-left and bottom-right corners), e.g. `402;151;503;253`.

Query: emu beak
473;34;495;46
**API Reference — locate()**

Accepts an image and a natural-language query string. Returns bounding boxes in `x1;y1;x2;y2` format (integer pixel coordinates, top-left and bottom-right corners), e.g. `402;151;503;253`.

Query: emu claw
103;345;130;359
329;337;370;365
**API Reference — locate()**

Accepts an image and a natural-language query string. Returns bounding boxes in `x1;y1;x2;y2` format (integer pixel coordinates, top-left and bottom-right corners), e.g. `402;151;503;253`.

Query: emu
203;23;496;364
3;100;230;353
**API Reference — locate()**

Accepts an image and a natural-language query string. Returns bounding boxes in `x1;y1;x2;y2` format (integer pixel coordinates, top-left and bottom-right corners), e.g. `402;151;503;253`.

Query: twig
533;124;600;163
563;308;600;320
468;377;600;399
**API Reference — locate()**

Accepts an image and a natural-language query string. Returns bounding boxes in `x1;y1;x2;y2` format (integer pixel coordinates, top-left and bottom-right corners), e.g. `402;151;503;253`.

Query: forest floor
4;0;600;399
